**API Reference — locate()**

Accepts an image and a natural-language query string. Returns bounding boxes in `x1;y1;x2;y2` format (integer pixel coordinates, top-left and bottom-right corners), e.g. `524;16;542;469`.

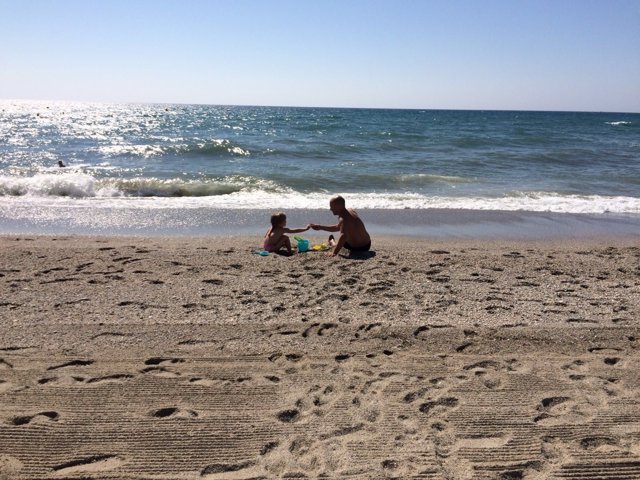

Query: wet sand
1;234;639;479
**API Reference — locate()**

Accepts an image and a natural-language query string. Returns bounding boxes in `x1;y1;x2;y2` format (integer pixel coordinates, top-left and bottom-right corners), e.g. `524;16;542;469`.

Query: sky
1;0;639;112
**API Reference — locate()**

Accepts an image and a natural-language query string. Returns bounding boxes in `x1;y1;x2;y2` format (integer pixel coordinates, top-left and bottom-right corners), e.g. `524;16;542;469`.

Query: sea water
1;100;639;237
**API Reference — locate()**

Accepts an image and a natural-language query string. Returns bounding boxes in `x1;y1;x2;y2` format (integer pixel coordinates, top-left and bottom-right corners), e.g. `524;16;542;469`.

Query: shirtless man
310;195;371;257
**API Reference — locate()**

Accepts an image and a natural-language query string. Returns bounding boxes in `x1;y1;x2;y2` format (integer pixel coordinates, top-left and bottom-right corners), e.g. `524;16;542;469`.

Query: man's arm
328;232;346;257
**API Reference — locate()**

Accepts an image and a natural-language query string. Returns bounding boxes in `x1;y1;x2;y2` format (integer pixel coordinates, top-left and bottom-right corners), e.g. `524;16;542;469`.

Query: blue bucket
297;239;309;252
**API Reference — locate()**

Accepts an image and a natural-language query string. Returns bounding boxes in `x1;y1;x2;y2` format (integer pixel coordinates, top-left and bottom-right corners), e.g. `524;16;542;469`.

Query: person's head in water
57;160;65;168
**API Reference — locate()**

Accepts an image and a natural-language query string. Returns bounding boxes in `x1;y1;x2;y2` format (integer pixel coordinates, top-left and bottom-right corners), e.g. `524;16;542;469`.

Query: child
264;212;309;254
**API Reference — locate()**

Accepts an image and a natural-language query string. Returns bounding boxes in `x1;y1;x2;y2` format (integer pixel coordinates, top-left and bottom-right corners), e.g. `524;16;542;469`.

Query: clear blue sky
1;0;639;112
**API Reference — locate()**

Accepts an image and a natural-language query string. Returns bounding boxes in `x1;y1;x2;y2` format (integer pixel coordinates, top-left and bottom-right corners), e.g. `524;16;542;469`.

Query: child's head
270;212;287;228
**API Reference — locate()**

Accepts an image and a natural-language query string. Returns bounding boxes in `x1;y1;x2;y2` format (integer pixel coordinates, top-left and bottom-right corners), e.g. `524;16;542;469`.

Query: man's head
329;195;346;215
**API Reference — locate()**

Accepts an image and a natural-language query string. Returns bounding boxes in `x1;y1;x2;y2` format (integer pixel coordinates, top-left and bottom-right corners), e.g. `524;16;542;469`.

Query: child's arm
283;226;309;234
310;223;340;232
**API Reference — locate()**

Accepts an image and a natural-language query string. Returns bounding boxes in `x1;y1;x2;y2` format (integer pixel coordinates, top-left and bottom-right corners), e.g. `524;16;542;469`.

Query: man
310;195;371;257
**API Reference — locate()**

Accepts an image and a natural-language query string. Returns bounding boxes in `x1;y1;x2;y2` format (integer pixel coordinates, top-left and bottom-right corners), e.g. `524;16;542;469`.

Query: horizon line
1;97;639;115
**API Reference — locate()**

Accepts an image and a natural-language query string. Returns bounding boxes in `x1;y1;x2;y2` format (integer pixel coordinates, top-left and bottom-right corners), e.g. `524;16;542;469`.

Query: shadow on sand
346;250;376;260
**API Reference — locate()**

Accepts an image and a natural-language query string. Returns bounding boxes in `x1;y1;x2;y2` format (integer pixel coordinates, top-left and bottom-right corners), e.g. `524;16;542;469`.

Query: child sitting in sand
264;212;309;254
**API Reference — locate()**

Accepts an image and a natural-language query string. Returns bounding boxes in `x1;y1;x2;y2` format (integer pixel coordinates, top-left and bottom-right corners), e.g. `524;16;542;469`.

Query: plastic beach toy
254;250;270;256
296;239;309;252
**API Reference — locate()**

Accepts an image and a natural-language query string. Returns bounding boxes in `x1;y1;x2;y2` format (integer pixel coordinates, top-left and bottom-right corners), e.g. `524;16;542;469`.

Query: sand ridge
1;235;639;479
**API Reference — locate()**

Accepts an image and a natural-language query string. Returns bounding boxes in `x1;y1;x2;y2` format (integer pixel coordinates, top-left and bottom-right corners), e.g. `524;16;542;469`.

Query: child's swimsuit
263;241;275;252
344;241;371;252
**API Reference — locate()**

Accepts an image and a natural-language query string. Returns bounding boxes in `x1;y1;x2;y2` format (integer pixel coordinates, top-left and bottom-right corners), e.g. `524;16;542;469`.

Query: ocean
1;100;639;238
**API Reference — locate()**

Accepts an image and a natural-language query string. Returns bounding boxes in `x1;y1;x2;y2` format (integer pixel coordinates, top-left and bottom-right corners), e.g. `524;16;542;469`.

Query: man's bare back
339;208;370;248
310;195;371;257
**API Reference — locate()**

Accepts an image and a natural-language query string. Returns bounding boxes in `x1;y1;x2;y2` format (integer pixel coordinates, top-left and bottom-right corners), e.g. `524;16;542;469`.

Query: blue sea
1;100;639;238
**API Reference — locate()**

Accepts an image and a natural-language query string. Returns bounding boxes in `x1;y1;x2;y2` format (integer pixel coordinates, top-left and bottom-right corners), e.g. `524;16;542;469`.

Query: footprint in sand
38;375;86;386
579;436;621;452
141;357;184;376
562;358;587;373
47;359;94;371
335;353;351;363
188;377;223;387
52;455;123;476
354;322;383;339
603;357;622;366
145;357;184;365
150;406;198;419
11;411;59;425
86;374;134;384
419;396;459;416
0;359;13;369
455;342;473;352
201;461;259;479
260;441;279;456
533;395;600;425
140;366;180;378
402;387;430;404
188;376;253;387
276;409;300;423
463;360;501;371
413;325;429;338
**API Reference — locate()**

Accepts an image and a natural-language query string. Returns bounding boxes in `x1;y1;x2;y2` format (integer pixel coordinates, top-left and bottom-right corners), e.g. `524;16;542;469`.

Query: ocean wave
0;173;286;198
0;173;97;197
102;176;284;197
2;174;638;213
327;173;474;191
606;121;632;126
26;191;640;214
98;178;244;197
97;144;167;158
176;139;250;156
394;173;472;185
94;139;250;158
273;191;639;214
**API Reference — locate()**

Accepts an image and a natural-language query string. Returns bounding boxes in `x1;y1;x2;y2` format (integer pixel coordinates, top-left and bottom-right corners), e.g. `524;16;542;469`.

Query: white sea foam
97;144;167;157
0;174;288;199
2;178;638;215
396;174;472;184
606;121;632;126
211;191;640;214
0;173;97;197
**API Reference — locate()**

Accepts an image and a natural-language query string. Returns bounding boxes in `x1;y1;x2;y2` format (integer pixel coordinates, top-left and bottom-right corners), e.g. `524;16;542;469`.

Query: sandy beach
1;234;639;479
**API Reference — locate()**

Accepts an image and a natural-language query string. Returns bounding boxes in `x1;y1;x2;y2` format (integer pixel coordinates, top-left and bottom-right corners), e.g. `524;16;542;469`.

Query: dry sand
0;234;639;479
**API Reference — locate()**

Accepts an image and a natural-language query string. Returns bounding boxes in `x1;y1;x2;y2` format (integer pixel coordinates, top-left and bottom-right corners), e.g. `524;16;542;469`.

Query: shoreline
1;234;639;479
2;206;640;240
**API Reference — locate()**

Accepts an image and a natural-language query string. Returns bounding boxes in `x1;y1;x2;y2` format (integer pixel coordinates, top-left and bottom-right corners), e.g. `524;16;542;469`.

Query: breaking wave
0;173;284;198
1;173;639;214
